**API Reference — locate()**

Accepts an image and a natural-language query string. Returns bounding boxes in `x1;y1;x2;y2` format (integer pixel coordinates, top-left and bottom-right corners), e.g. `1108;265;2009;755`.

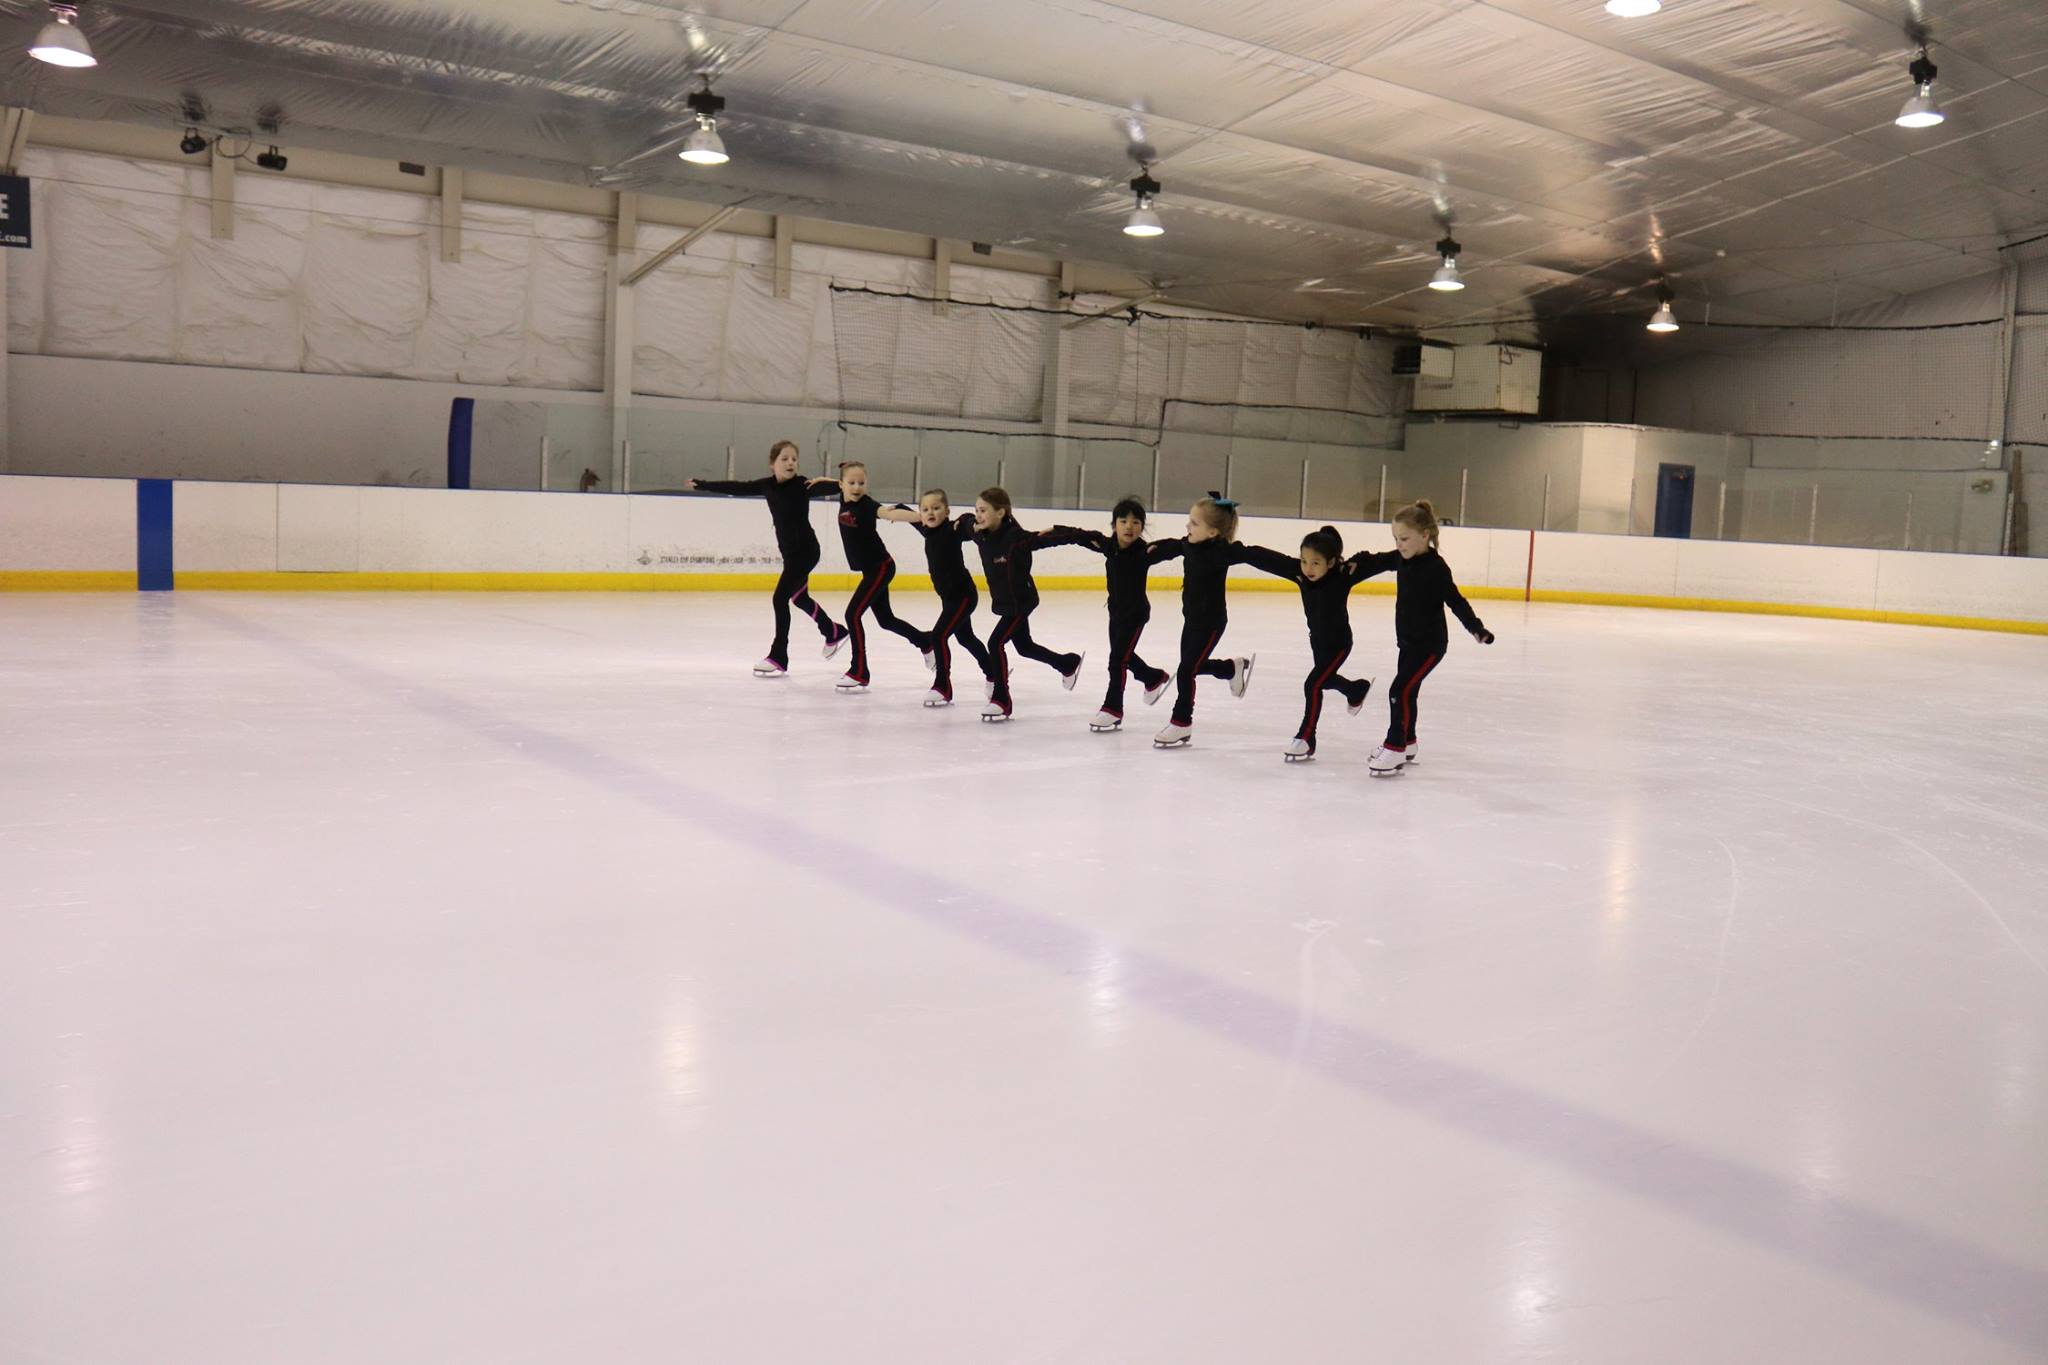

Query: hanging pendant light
1604;0;1662;17
1428;235;1465;291
679;78;729;166
1123;168;1164;238
1646;282;1679;333
1895;48;1945;129
29;3;96;67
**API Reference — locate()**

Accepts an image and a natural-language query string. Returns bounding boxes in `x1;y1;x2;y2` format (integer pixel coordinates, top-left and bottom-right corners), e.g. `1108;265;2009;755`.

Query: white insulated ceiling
3;0;2046;327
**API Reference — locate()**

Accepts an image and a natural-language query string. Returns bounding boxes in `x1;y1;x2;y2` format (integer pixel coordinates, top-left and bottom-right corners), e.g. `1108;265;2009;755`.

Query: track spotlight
29;3;96;67
255;145;287;172
1123;169;1164;238
1427;235;1465;291
1646;283;1679;333
179;127;208;156
679;78;729;166
1603;0;1661;16
1895;48;1945;129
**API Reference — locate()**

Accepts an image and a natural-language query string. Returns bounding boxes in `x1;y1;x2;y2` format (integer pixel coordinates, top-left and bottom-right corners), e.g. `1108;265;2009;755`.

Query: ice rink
3;588;2046;1364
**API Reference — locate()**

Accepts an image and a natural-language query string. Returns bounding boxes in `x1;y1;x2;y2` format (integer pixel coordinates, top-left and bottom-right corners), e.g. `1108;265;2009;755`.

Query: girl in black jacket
1051;496;1176;732
878;489;990;707
962;487;1086;722
1145;495;1256;748
1237;525;1378;762
685;440;847;675
810;462;931;692
1350;500;1495;776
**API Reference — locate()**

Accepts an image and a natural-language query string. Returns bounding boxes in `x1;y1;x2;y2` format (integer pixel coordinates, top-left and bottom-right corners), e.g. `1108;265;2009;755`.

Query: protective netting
828;287;1406;448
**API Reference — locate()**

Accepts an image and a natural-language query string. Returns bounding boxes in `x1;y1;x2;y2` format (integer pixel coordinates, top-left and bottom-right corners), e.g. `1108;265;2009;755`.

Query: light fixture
1427;234;1465;291
1895;48;1945;129
1123;168;1164;237
1604;0;1661;16
1647;282;1679;333
179;127;208;156
255;145;287;172
29;3;96;67
679;79;728;166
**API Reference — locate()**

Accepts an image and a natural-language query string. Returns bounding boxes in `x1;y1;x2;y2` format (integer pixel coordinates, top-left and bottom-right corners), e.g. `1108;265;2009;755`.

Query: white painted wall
7;474;2047;626
0;473;132;569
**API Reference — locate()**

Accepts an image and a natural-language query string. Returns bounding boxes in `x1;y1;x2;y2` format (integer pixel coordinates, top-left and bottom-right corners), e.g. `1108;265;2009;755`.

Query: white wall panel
1675;538;1879;609
174;481;277;572
277;485;362;573
0;475;133;569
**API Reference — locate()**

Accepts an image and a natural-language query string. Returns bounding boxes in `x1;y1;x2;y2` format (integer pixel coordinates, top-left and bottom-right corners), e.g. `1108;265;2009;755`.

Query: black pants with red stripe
1170;613;1235;726
987;608;1081;713
927;585;991;701
768;544;842;667
843;557;932;685
1296;640;1372;751
1384;644;1444;748
1100;609;1169;717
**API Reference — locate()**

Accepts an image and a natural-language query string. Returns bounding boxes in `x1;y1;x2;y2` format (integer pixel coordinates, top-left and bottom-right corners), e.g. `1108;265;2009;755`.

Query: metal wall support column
774;214;793;300
604;191;640;491
933;238;951;316
210;143;235;239
440;166;463;262
0;109;25;473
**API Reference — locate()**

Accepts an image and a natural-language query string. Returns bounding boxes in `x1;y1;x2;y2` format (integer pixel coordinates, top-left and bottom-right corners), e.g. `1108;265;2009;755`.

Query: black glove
1472;627;1495;645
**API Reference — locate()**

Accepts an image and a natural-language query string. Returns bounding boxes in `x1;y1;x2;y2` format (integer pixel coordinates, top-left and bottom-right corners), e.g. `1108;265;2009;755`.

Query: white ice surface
3;590;2046;1364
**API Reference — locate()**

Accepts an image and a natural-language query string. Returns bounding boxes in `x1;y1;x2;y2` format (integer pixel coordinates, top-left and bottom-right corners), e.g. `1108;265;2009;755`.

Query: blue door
1654;463;1695;539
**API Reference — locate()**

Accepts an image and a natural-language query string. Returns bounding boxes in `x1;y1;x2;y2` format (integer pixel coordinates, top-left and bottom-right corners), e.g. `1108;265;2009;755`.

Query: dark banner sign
0;175;30;248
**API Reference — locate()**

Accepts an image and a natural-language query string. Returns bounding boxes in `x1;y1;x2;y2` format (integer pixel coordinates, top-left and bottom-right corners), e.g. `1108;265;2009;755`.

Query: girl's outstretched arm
1146;537;1187;563
877;505;922;524
806;478;842;498
1031;525;1100;551
1345;549;1401;580
686;476;772;495
1234;543;1302;581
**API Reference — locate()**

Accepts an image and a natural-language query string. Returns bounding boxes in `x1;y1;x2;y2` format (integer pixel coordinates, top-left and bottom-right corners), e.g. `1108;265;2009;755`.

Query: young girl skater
961;487;1087;722
685;440;847;675
1145;495;1255;749
1052;497;1174;732
878;489;990;708
1350;500;1495;776
1237;526;1378;762
810;461;933;692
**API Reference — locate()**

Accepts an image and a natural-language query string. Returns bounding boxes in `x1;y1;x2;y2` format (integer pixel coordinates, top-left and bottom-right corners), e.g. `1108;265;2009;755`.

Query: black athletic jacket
1351;548;1485;650
1052;529;1179;619
816;488;892;573
914;517;975;599
1237;544;1382;651
964;514;1071;614
692;474;837;558
1147;537;1246;622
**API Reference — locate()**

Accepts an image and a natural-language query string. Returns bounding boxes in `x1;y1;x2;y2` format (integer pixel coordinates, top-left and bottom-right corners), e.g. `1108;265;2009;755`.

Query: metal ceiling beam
624;204;745;287
0;108;31;174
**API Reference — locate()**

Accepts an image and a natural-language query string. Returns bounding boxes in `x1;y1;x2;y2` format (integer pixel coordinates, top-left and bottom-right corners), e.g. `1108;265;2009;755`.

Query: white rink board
3;474;2047;624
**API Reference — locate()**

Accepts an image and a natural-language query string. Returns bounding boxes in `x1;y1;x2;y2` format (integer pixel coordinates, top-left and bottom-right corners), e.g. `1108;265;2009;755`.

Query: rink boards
2;473;2045;634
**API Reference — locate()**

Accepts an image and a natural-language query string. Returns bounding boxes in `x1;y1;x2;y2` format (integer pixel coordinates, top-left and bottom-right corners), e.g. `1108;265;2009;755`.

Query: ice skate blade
980;712;1011;724
1283;752;1315;763
923;699;953;708
1368;766;1406;778
1153;737;1191;749
752;669;788;679
1089;722;1121;733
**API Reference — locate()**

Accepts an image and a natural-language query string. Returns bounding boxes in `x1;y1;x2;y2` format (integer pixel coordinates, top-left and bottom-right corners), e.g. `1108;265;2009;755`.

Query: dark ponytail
1300;525;1344;561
